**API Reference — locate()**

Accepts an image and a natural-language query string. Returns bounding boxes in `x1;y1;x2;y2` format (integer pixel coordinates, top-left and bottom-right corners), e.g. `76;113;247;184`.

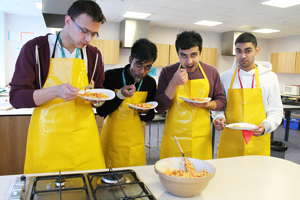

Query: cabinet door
153;43;170;67
201;47;218;67
0;116;31;175
169;45;179;65
295;52;300;74
90;40;119;65
270;53;279;73
279;52;296;73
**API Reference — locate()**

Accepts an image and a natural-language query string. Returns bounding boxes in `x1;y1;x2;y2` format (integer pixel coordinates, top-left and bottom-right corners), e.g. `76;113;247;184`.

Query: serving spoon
173;136;196;173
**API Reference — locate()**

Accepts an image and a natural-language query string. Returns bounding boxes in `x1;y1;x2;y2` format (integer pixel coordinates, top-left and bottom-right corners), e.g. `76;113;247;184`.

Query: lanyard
58;34;80;59
238;68;255;89
122;69;143;91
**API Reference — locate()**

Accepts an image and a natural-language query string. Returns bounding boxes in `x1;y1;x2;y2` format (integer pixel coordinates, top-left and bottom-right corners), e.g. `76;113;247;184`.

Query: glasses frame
71;18;99;38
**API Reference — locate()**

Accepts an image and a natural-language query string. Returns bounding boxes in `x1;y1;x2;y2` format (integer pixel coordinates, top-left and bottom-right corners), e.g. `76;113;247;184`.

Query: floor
145;120;300;165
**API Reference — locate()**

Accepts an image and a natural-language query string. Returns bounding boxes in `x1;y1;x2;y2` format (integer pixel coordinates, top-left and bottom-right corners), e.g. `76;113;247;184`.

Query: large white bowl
154;157;216;197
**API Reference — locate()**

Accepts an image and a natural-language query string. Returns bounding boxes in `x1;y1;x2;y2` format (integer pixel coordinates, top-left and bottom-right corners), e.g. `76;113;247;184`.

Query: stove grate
87;168;156;200
30;173;90;200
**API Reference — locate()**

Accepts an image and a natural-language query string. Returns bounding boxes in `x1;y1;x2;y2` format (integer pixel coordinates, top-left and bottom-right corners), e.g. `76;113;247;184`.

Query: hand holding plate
214;118;226;131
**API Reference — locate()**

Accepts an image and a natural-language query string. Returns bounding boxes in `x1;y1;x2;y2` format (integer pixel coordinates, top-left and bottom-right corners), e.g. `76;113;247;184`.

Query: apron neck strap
52;31;83;59
230;65;260;89
122;68;143;91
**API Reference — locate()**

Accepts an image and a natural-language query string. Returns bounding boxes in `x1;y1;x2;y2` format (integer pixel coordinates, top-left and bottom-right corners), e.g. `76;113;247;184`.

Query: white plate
127;101;158;110
226;123;256;131
179;97;211;103
77;89;115;101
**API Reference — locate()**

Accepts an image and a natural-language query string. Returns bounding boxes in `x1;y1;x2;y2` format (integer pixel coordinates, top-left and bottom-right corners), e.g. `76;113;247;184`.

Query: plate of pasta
77;89;115;101
226;123;256;131
179;97;211;103
127;101;158;110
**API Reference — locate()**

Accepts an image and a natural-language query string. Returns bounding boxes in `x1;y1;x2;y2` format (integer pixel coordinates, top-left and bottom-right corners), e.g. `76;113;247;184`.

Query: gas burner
101;174;124;184
23;169;156;200
55;178;66;188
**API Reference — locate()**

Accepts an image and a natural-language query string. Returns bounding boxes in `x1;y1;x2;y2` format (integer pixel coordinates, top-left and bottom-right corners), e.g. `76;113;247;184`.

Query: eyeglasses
71;18;99;38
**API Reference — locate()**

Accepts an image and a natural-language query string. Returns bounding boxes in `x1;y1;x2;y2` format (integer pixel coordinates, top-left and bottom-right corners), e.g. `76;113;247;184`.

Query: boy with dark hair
9;0;107;173
97;38;157;168
212;32;283;158
155;30;226;160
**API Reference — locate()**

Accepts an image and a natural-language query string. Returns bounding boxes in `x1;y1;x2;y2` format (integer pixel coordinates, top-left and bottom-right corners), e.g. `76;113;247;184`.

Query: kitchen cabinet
152;43;170;67
270;52;296;73
0;115;30;175
201;47;218;67
90;39;119;65
295;51;300;73
169;45;218;67
169;45;179;65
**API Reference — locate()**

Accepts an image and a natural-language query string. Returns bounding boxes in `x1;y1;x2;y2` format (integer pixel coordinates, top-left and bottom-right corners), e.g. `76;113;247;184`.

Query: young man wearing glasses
9;0;107;174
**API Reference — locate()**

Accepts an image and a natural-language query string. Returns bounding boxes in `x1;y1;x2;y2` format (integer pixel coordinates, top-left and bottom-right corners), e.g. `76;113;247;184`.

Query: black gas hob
8;169;156;200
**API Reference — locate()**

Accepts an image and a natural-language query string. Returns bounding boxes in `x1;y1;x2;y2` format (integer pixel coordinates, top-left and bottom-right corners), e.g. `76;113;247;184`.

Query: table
282;104;300;141
1;156;300;200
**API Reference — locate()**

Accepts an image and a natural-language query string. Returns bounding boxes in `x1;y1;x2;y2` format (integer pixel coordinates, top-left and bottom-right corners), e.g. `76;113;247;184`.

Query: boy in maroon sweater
155;31;226;160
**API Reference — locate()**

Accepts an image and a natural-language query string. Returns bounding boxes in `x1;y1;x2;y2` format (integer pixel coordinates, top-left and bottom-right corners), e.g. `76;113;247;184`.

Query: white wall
4;14;50;85
2;14;300;91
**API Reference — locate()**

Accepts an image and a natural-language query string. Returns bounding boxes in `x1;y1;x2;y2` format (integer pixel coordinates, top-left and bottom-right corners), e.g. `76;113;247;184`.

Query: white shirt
48;33;88;70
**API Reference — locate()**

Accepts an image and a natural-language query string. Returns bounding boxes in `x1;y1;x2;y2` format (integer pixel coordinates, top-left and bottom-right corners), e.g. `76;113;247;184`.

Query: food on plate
132;103;153;108
231;125;240;127
163;158;210;178
189;97;207;102
79;91;109;99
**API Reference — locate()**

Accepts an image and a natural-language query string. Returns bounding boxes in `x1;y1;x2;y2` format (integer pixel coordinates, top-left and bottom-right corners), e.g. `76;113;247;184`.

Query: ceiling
0;0;300;39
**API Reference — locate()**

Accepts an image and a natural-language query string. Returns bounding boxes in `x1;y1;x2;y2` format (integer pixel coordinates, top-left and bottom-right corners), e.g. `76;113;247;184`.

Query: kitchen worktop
1;156;300;200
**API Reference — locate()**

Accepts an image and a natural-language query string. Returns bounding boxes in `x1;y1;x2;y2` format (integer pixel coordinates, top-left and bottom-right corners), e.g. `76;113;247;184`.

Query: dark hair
235;32;257;48
131;38;157;63
175;30;203;53
67;0;106;24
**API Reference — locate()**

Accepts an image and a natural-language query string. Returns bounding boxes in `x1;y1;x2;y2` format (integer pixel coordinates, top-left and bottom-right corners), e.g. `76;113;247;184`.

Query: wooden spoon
173;136;196;174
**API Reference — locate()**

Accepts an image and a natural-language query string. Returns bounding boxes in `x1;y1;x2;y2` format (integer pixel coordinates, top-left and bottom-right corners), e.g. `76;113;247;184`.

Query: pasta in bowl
154;157;216;197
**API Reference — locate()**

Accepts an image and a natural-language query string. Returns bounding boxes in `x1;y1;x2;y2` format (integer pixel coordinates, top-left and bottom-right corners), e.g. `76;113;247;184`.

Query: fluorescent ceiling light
261;0;300;8
35;2;42;10
122;11;151;19
252;28;280;33
194;20;223;26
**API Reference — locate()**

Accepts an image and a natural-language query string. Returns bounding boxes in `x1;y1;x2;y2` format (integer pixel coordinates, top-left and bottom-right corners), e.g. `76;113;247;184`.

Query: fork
129;78;141;93
79;80;94;90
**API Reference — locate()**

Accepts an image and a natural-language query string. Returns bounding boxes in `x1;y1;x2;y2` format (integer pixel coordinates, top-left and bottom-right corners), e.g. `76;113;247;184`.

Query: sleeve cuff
261;121;271;135
116;89;126;100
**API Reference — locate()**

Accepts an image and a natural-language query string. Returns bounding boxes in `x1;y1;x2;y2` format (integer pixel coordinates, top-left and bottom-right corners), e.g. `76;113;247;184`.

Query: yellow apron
160;63;212;160
24;57;106;174
100;90;147;168
217;66;270;158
